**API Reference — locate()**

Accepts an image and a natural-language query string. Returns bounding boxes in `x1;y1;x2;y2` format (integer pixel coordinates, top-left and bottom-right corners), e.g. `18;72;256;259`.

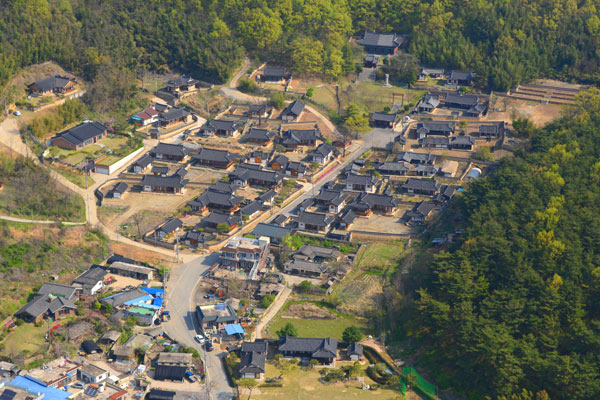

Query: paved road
163;252;234;400
271;127;396;221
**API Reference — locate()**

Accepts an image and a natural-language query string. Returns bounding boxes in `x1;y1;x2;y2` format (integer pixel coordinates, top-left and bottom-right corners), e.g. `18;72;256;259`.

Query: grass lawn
50;136;134;166
3;323;48;357
253;362;401;400
330;242;407;313
266;301;369;339
311;79;426;115
96;155;122;166
50;165;94;189
354;241;405;277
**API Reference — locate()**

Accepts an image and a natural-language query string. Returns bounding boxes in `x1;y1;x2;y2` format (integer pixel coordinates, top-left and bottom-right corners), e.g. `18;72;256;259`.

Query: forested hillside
381;89;600;399
2;0;600;98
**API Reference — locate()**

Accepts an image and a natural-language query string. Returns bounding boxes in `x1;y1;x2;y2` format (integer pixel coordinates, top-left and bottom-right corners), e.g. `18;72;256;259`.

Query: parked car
13;111;21;116
194;334;205;344
206;342;214;352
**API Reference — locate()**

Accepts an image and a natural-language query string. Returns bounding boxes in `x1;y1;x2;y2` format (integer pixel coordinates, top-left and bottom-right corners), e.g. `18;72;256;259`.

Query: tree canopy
386;89;600;399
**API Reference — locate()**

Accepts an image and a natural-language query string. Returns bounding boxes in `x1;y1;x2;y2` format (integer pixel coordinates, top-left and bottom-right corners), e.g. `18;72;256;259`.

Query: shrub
269;92;286;109
238;78;258;93
217;223;231;234
324;369;346;382
342;326;363;343
15;318;24;326
260;294;276;308
297;280;313;293
276;322;298;338
306;88;314;97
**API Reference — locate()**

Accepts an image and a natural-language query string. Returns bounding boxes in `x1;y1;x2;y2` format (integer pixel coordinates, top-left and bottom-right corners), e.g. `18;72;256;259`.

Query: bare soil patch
282;303;336;320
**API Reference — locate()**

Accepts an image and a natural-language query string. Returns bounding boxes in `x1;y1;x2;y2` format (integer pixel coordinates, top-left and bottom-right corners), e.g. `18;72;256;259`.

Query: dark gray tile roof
165;75;199;87
152;166;169;174
55;121;107;146
451;136;475;145
310;143;335;159
246;128;275;141
142;174;187;188
72;266;107;287
371;112;397;122
296;211;334;227
421;137;450;146
194;148;237;163
264;66;287;78
357;31;403;48
110;182;128;195
348;343;363;356
240;201;263;217
396;152;437;164
252;223;293;240
204;119;238;131
158;218;183;234
152;143;189;157
402;178;441;192
278;337;338;358
345;173;378;186
239;351;266;374
271;214;290;226
190;190;244;209
38;283;80;299
258;189;276;202
419;121;455;132
241;340;268;354
377;162;410;174
444;93;481;106
281;100;305;118
29;75;75;91
203;211;241;226
354;193;399;208
157;107;190;122
285;259;329;274
449;70;475;81
134;154;154;168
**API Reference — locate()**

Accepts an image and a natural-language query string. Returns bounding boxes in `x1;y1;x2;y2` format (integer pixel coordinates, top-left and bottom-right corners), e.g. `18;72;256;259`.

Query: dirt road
254;286;292;340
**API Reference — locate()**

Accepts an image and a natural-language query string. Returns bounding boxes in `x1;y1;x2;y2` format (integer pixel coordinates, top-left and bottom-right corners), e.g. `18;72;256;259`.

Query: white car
194;334;205;344
13;111;21;116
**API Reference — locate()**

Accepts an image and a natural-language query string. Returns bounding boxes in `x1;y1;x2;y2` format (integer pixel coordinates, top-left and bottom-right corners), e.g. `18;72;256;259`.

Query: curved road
0;60;399;399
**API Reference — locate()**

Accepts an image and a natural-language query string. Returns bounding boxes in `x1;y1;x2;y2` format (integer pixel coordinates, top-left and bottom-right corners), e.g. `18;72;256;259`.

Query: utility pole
175;231;180;264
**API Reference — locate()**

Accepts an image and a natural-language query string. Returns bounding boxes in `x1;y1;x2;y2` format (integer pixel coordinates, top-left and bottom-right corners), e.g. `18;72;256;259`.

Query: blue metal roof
10;376;71;400
224;324;246;336
142;287;164;297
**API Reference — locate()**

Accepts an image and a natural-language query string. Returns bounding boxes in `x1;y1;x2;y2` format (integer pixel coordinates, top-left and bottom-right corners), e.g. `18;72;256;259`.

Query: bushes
27;99;86;139
260;294;276;308
269;92;286;110
238;78;258;93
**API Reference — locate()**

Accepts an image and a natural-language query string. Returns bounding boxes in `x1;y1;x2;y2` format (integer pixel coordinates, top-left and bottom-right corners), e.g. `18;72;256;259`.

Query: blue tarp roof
124;295;153;306
153;297;163;307
11;376;71;400
224;324;246;336
142;287;164;297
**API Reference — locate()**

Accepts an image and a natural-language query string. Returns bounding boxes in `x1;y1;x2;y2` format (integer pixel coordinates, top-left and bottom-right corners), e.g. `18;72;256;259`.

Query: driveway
163;252;235;400
254;286;291;340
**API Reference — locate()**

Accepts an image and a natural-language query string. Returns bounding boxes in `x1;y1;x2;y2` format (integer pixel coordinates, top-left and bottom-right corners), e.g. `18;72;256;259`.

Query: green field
253;362;400;400
353;241;405;277
49;165;94;190
3;323;48;357
312;80;426;115
266;301;369;339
